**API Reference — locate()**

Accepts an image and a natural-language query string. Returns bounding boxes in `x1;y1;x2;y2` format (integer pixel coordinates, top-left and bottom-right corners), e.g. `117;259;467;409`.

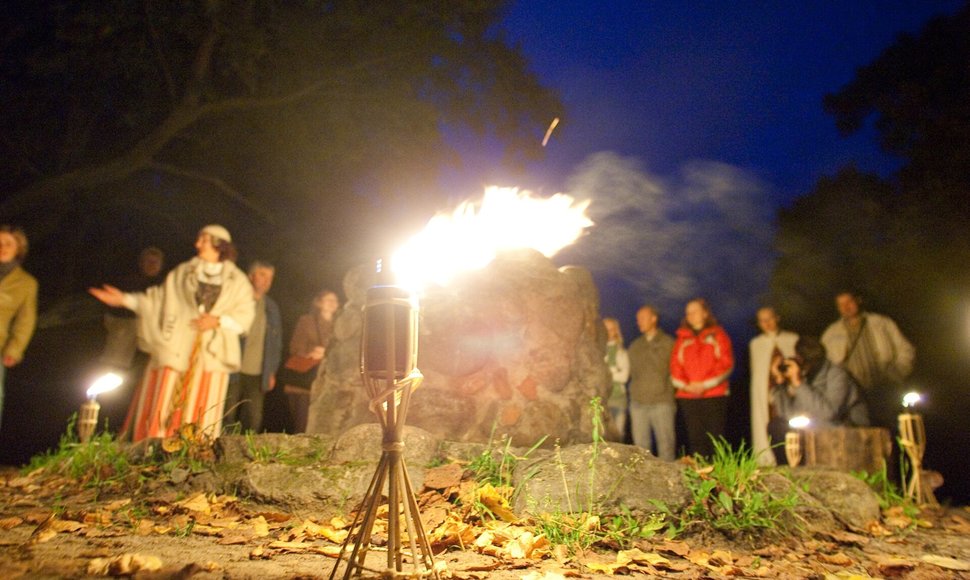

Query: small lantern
78;372;123;443
785;415;810;467
898;391;936;506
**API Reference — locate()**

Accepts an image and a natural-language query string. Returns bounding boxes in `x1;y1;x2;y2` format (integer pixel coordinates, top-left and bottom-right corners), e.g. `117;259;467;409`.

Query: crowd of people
608;293;914;464
0;222;917;460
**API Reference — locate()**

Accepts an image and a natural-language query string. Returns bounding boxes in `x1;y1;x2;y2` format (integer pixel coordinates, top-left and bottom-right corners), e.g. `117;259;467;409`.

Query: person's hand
193;313;220;331
784;358;802;389
309;346;325;360
268;374;276;391
88;285;124;307
2;355;18;368
769;354;786;385
685;382;706;394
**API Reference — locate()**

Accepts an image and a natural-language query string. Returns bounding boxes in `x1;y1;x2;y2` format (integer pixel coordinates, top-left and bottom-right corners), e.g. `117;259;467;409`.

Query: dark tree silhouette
772;3;970;502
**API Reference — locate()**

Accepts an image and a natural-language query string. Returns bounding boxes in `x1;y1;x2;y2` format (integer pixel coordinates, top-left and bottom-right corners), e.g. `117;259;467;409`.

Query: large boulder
792;468;882;529
305;251;613;447
512;442;691;516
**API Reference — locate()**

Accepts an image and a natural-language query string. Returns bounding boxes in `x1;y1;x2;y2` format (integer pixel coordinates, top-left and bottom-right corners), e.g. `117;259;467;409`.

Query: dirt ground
1;464;969;579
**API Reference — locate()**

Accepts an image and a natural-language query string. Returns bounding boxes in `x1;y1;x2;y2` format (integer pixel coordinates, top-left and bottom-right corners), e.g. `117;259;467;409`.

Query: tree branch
145;0;178;103
146;161;275;224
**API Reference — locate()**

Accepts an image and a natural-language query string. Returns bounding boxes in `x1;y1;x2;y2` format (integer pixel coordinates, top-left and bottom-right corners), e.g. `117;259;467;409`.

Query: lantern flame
788;415;811;429
902;391;922;408
87;372;124;400
392;186;593;290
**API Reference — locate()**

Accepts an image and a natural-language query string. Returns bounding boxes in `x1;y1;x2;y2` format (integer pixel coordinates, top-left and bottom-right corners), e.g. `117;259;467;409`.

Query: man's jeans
629;400;676;461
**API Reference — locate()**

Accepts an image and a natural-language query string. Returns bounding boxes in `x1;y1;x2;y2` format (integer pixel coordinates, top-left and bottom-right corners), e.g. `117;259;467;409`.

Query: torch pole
329;284;438;579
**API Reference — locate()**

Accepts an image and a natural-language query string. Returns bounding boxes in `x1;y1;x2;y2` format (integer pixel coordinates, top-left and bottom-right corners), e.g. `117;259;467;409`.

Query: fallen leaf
818;552;855;566
618;548;671;567
250;515;270;538
477;484;518;523
268;540;314;553
0;516;24;530
424;463;464;490
864;521;892;536
920;554;970;571
175;492;210;514
103;499;131;511
330;515;349;530
521;572;568;580
658;540;691;557
217;535;249;545
870;555;915;576
945;514;970;534
135;520;154;536
255;511;292;523
86;553;162;576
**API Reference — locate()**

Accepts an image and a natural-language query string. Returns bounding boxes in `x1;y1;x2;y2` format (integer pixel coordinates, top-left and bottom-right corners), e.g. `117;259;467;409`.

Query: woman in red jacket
670;298;733;457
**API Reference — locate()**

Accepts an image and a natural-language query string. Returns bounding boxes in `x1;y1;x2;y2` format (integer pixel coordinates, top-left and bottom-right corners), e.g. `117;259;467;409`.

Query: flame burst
392;186;593;290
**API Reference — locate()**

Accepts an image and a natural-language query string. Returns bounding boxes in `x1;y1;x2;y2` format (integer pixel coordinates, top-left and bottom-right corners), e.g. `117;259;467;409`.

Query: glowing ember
392;186;592;290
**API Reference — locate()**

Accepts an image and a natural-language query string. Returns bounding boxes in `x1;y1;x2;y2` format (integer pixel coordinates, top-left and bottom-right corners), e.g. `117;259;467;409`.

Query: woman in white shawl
748;307;798;465
90;225;254;441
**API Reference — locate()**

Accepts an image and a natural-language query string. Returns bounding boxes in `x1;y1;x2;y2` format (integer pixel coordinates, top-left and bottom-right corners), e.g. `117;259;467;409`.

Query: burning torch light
392;186;592;292
898;392;937;506
785;416;810;467
902;391;922;408
329;277;438;579
78;372;124;443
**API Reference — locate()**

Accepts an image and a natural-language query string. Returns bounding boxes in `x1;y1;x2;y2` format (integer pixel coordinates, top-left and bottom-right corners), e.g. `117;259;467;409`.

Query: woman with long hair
89;225;254;441
670;298;733;457
281;289;339;432
603;317;630;440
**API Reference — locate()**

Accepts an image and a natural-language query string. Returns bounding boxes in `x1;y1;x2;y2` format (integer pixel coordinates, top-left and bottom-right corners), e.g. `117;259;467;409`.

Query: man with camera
768;336;869;465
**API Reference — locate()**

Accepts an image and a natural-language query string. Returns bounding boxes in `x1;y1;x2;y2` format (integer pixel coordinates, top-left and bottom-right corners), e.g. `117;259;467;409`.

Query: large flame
392;186;593;290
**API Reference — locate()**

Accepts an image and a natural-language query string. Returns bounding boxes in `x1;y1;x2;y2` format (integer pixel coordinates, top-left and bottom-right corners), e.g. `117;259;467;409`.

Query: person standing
225;261;282;433
281;289;339;432
821;291;914;429
0;226;38;433
670;298;733;457
748;306;798;466
627;306;676;460
602;317;630;440
99;247;165;371
89;224;254;441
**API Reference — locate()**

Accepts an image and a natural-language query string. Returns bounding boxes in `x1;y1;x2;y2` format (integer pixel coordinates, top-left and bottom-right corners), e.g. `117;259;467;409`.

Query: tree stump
804;427;892;473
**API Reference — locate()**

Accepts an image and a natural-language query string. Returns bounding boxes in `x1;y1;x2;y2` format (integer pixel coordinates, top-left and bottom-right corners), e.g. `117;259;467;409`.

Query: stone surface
512;442;691;516
792;468;883;529
305;251;613;448
215;433;334;465
209;433;883;536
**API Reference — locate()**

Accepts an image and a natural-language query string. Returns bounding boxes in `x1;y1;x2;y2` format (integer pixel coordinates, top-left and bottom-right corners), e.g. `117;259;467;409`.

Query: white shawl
133;258;255;373
749;330;798;465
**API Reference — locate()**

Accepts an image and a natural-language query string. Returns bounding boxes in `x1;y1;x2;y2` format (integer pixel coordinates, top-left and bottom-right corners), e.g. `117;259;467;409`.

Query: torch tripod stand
329;369;439;579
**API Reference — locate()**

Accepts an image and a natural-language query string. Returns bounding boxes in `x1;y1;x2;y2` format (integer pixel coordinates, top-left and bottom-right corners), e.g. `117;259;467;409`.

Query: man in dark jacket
225;260;283;432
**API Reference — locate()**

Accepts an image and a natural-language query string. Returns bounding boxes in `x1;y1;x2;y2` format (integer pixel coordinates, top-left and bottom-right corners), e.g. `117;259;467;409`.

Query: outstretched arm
88;285;126;308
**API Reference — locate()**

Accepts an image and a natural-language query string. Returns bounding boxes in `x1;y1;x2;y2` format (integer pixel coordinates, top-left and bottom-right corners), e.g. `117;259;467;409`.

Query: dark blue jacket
239;295;283;393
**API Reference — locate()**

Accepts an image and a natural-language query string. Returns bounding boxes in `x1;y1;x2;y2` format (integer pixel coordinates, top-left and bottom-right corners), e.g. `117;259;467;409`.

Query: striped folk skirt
122;364;229;442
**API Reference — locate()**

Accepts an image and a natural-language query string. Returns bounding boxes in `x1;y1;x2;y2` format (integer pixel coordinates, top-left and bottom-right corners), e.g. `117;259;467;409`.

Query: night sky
470;1;965;199
438;0;966;344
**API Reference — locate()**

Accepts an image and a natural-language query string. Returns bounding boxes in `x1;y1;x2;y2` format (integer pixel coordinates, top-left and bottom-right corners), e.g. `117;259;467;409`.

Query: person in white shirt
748;306;798;466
